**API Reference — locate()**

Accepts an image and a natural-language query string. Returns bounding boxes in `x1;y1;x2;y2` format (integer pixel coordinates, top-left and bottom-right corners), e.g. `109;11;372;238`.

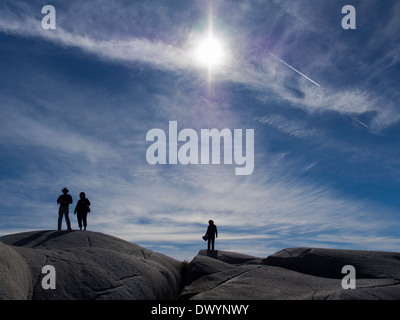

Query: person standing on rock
205;220;218;251
74;192;91;230
57;187;73;230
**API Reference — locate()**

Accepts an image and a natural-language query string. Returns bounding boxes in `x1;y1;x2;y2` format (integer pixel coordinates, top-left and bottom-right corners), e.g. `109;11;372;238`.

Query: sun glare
196;36;224;67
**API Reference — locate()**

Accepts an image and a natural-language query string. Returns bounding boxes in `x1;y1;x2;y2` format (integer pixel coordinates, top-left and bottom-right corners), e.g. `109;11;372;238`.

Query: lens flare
196;36;224;67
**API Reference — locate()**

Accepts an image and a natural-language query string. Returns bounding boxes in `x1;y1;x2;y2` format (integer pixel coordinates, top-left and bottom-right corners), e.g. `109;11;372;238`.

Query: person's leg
65;207;71;230
77;212;82;230
58;207;64;230
211;237;215;251
207;238;211;250
82;213;87;230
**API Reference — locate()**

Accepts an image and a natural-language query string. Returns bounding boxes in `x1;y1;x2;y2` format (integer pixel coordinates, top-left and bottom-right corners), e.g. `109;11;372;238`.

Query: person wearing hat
57;187;73;230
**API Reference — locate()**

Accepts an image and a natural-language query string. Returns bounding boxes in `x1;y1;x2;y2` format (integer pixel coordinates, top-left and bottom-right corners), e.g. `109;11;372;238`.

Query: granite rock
180;248;400;300
0;230;182;300
2;231;400;300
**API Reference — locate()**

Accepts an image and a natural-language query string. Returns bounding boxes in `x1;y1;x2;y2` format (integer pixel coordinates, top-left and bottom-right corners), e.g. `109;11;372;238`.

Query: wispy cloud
1;0;400;262
1;2;399;133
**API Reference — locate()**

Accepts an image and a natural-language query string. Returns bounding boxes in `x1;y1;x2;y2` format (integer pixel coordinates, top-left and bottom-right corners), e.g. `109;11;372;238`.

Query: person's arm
69;195;73;204
215;226;218;238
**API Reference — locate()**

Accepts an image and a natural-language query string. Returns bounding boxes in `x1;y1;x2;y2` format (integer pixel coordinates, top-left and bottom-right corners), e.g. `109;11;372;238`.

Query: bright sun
196;36;224;67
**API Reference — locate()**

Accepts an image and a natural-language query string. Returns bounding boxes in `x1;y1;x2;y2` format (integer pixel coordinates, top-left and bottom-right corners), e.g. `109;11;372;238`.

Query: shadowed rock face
0;241;31;299
263;247;400;280
2;231;400;300
180;248;400;300
0;230;182;300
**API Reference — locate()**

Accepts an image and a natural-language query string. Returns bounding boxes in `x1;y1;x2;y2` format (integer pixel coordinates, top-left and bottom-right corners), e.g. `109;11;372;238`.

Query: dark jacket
74;198;91;214
57;194;73;207
206;224;218;239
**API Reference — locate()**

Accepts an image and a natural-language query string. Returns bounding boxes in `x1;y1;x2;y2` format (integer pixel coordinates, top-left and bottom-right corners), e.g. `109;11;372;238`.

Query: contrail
352;117;369;128
199;8;321;88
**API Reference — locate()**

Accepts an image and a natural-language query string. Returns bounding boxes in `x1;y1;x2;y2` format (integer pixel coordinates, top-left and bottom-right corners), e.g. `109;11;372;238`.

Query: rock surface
180;248;400;300
0;230;182;300
2;230;400;300
0;241;31;299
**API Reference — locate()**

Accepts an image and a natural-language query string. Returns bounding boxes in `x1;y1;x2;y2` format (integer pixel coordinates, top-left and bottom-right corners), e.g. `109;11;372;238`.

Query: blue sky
0;0;400;261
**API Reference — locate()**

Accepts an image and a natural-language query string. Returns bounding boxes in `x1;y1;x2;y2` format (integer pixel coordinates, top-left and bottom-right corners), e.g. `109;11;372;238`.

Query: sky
0;0;400;261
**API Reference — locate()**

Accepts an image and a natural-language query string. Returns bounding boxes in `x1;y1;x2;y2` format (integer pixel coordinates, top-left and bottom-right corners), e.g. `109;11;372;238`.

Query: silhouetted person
74;192;91;230
57;187;72;230
205;220;218;251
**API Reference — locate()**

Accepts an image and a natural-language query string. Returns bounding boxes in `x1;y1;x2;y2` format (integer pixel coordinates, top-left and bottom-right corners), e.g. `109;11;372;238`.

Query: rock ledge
180;247;400;300
2;231;400;300
0;230;182;300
